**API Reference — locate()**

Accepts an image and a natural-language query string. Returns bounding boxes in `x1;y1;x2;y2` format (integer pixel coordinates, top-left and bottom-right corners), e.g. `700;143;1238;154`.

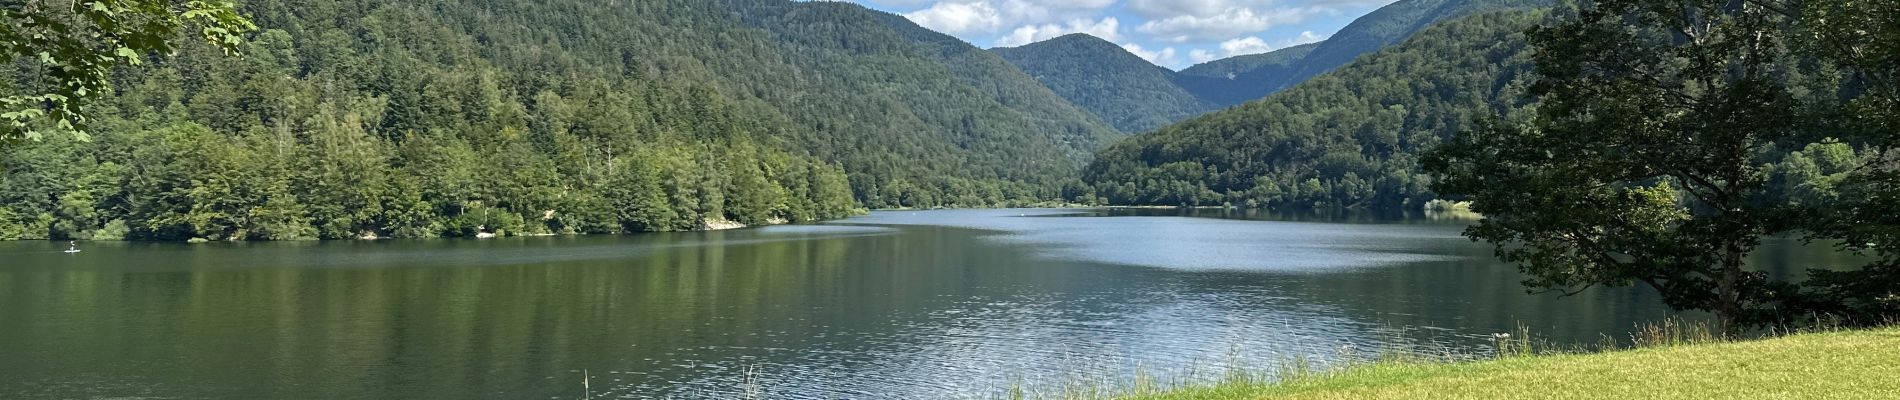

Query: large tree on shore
1796;0;1900;325
1;0;253;142
1425;0;1820;332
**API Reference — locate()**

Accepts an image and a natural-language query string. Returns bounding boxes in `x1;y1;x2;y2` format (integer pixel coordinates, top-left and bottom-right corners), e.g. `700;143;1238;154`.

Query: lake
0;209;1856;398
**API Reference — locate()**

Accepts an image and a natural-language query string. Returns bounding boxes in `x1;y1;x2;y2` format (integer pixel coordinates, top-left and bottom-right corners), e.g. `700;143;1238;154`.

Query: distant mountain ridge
991;0;1552;133
993;34;1218;133
1174;43;1320;106
1271;0;1553;93
1084;10;1550;209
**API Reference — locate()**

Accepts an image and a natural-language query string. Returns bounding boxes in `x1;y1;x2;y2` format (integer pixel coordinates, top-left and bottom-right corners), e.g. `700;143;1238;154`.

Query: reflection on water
848;209;1469;272
0;209;1861;398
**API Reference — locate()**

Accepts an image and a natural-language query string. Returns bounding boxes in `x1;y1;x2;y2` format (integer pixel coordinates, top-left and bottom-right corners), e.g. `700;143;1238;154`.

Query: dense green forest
717;0;1119;200
993;34;1217;133
1264;0;1552;96
1177;0;1553;108
1084;11;1547;209
992;0;1551;135
0;0;1130;241
1085;7;1869;212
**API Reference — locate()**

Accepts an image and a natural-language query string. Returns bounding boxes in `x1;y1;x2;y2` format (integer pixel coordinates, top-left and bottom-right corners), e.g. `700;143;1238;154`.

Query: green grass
1122;327;1900;400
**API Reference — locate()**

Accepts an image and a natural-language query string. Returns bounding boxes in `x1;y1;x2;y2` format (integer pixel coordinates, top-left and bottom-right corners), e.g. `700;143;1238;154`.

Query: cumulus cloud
1219;36;1275;56
1120;42;1180;66
903;2;1007;34
901;0;1116;35
846;0;1379;69
1278;30;1329;47
1187;35;1284;63
996;17;1121;47
1127;0;1394;17
1136;6;1335;42
1189;49;1219;63
1125;0;1258;18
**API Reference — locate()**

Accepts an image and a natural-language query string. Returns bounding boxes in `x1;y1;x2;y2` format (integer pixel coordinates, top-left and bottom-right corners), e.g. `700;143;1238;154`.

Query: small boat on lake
64;241;81;254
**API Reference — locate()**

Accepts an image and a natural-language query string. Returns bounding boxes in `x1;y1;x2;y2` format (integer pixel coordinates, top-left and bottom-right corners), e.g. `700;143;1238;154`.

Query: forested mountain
714;0;1120;194
993;34;1216;133
991;0;1551;134
0;0;1120;241
1169;0;1551;106
1271;0;1551;94
1084;11;1548;209
1175;43;1319;107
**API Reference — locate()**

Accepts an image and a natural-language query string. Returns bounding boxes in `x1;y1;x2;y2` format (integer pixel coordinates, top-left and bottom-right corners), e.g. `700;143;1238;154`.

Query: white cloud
903;2;1007;34
1186;30;1331;64
1121;42;1180;67
1136;6;1336;42
1127;0;1396;17
1184;34;1295;63
851;0;1368;68
1189;49;1220;63
996;17;1121;47
1218;36;1275;56
901;0;1116;35
1278;30;1329;47
1126;0;1239;18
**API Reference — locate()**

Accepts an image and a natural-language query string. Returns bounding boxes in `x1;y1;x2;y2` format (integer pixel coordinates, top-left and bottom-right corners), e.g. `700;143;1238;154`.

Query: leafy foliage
1426;0;1899;329
1;0;254;141
1796;0;1900;325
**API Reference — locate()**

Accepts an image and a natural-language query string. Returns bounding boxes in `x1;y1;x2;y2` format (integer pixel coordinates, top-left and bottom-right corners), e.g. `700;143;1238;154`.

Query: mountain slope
1176;43;1320;106
0;0;1123;241
713;0;1121;189
989;0;1550;130
1166;0;1550;107
993;34;1217;133
1273;0;1551;94
330;0;1120;207
1084;10;1547;209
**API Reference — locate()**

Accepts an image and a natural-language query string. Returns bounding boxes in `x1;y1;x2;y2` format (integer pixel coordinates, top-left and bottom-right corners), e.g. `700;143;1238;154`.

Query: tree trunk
1717;237;1746;334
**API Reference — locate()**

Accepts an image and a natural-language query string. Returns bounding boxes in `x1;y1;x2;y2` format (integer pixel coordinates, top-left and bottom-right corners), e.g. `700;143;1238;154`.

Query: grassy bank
1123;327;1900;399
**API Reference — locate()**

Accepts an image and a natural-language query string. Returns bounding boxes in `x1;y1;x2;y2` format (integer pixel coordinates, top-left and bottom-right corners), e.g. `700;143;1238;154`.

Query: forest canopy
1084;11;1548;210
0;0;1122;241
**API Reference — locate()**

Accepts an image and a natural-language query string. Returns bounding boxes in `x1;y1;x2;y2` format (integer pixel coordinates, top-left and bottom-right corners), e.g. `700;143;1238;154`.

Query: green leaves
114;46;140;64
1;0;883;241
1;0;255;143
1423;0;1900;330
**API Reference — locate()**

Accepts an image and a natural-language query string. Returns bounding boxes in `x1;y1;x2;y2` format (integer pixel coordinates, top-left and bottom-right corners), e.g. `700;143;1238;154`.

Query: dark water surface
0;209;1857;398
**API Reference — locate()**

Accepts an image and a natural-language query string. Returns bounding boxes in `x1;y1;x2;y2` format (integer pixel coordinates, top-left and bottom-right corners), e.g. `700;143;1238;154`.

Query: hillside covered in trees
1267;0;1552;94
1085;5;1869;212
992;34;1218;133
0;0;1122;241
1174;43;1319;107
990;0;1552;134
1083;11;1549;209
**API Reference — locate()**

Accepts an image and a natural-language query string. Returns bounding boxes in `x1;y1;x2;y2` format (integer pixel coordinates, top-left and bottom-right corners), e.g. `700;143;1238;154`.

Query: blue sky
834;0;1399;70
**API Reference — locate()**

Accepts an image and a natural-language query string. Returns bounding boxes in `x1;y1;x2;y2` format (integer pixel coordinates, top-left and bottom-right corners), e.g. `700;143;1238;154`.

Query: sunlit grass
984;320;1898;400
1115;325;1900;400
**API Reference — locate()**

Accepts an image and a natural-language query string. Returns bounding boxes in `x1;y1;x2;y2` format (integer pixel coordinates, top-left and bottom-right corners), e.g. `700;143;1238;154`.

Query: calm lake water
0;209;1857;398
